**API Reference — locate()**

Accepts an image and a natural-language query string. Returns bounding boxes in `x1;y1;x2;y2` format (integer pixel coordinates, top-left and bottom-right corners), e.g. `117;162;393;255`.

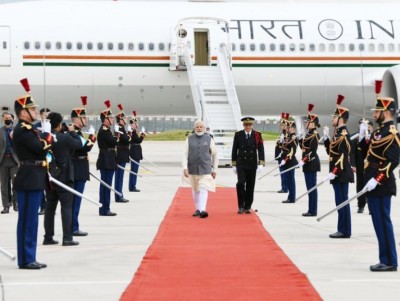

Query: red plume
20;78;30;93
336;94;345;106
308;104;314;112
281;112;285;118
81;96;87;106
375;80;383;95
104;100;111;108
118;104;123;111
133;111;137;116
286;113;290;120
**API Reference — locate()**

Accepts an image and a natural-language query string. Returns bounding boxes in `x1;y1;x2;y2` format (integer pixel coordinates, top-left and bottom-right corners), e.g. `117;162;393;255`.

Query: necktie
246;133;250;139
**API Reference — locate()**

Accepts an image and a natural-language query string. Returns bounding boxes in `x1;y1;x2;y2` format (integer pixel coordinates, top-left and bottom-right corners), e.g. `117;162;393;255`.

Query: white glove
41;120;51;133
257;165;264;174
323;126;329;141
279;160;286;167
279;133;284;143
297;130;304;140
365;178;379;192
87;124;95;135
326;172;336;181
232;166;237;175
298;160;305;167
126;124;132;132
359;122;368;141
114;123;122;134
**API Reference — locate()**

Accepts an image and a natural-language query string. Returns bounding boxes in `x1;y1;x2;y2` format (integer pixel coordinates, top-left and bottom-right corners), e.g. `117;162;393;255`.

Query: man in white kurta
182;120;218;218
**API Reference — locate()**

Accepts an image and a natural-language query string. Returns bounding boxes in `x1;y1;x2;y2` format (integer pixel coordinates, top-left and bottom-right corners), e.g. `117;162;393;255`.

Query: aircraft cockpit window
309;44;315;52
368;44;375;52
34;41;41;50
269;44;275;51
77;42;83;50
158;43;165;51
378;44;385;51
279;44;285;51
338;44;345;52
97;43;103;50
139;43;145;51
328;44;335;52
149;43;154;51
24;41;30;50
128;43;134;51
240;43;245;51
45;42;51;50
87;42;93;50
56;42;62;50
118;43;124;50
388;44;394;52
231;43;236;51
318;44;325;52
348;44;355;51
299;43;305;52
250;43;255;51
259;43;266;51
108;43;114;50
358;44;365;52
289;44;295;52
66;42;72;50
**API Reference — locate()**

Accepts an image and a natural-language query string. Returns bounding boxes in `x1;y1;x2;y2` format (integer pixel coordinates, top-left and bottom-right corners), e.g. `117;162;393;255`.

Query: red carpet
121;187;321;301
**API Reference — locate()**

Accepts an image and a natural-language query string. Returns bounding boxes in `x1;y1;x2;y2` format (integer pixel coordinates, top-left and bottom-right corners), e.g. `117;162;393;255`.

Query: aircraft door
194;31;209;66
0;26;11;66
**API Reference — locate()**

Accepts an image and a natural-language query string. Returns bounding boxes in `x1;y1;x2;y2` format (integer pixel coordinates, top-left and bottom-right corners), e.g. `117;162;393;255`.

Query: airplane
0;0;400;121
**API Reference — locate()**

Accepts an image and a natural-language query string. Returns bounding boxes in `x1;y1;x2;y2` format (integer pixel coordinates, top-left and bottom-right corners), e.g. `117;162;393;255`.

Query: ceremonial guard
299;105;321;216
44;112;90;246
275;113;288;193
0;111;19;213
13;78;53;269
96;100;118;216
362;84;399;272
114;104;130;202
323;95;354;239
232;117;265;214
280;115;298;203
71;96;96;236
128;111;145;192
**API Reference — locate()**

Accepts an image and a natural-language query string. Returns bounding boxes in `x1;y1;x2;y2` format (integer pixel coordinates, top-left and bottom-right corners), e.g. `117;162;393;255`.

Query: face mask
4;120;12;126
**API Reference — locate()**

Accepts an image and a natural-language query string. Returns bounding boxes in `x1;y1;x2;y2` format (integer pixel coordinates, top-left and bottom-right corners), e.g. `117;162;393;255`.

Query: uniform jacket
129;131;144;161
324;125;354;184
300;129;320;173
0;125;19;164
116;125;131;164
281;132;298;169
231;130;265;169
72;127;95;181
96;125;118;170
363;120;400;197
351;136;369;176
12;120;50;190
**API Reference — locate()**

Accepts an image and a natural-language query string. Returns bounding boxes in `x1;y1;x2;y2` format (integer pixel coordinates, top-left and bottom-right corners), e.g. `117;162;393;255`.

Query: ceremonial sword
258;165;280;180
89;172;123;197
0;246;16;261
142;156;159;169
129;157;152;172
295;176;331;202
117;164;142;177
273;164;299;177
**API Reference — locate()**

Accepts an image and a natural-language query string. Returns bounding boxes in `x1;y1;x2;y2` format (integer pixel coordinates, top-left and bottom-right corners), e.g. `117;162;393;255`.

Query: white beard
195;131;205;136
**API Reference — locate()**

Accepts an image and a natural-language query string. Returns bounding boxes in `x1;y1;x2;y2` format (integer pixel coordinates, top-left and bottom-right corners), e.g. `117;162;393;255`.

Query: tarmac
1;141;400;301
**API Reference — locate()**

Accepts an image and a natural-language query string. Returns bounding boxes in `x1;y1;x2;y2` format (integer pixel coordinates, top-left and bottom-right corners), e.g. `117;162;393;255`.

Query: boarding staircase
185;44;242;165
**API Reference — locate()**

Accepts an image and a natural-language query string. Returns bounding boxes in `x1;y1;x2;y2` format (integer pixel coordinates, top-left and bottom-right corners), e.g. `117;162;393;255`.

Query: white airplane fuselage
1;1;400;117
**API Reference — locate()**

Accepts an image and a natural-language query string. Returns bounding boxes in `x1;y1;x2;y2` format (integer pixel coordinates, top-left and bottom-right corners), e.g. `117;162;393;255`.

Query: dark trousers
356;170;367;209
286;169;296;202
72;180;86;233
304;171;317;215
0;157;18;208
45;184;74;241
99;169;114;215
16;190;42;267
332;182;351;236
368;195;398;267
129;160;140;190
279;164;288;192
236;167;256;210
114;162;126;200
40;194;46;210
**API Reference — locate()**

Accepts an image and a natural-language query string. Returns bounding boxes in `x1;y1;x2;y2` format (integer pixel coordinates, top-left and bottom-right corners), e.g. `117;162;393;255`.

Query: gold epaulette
40;138;52;150
21;122;32;130
341;129;348;136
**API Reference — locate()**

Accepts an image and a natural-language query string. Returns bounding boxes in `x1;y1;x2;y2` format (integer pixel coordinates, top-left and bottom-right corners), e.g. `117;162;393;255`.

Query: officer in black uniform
232;117;265;214
362;92;399;272
280;115;298;203
13;78;53;269
128;111;145;192
71;96;96;236
276;112;288;193
114;104;130;202
96;100;118;216
324;95;354;239
299;104;321;216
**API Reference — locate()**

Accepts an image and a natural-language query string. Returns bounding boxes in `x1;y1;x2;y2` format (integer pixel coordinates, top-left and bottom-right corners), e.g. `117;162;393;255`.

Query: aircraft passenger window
34;41;41;50
149;43;154;51
378;44;385;51
158;43;165;51
349;44;355;51
358;44;365;51
269;44;276;51
240;43;245;51
338;44;345;52
260;43;266;51
318;44;325;52
45;42;51;50
24;41;30;50
329;44;335;52
66;42;72;50
279;44;285;51
87;42;93;50
289;44;295;52
77;42;83;50
2;41;6;49
250;43;255;51
299;43;305;52
97;43;103;50
56;42;62;50
368;44;375;52
128;43;134;51
309;44;315;52
139;43;144;51
388;44;394;52
118;43;124;50
108;43;113;50
231;43;236;51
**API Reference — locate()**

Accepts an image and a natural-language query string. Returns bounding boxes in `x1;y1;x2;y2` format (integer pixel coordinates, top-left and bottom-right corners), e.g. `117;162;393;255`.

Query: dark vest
187;134;212;175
